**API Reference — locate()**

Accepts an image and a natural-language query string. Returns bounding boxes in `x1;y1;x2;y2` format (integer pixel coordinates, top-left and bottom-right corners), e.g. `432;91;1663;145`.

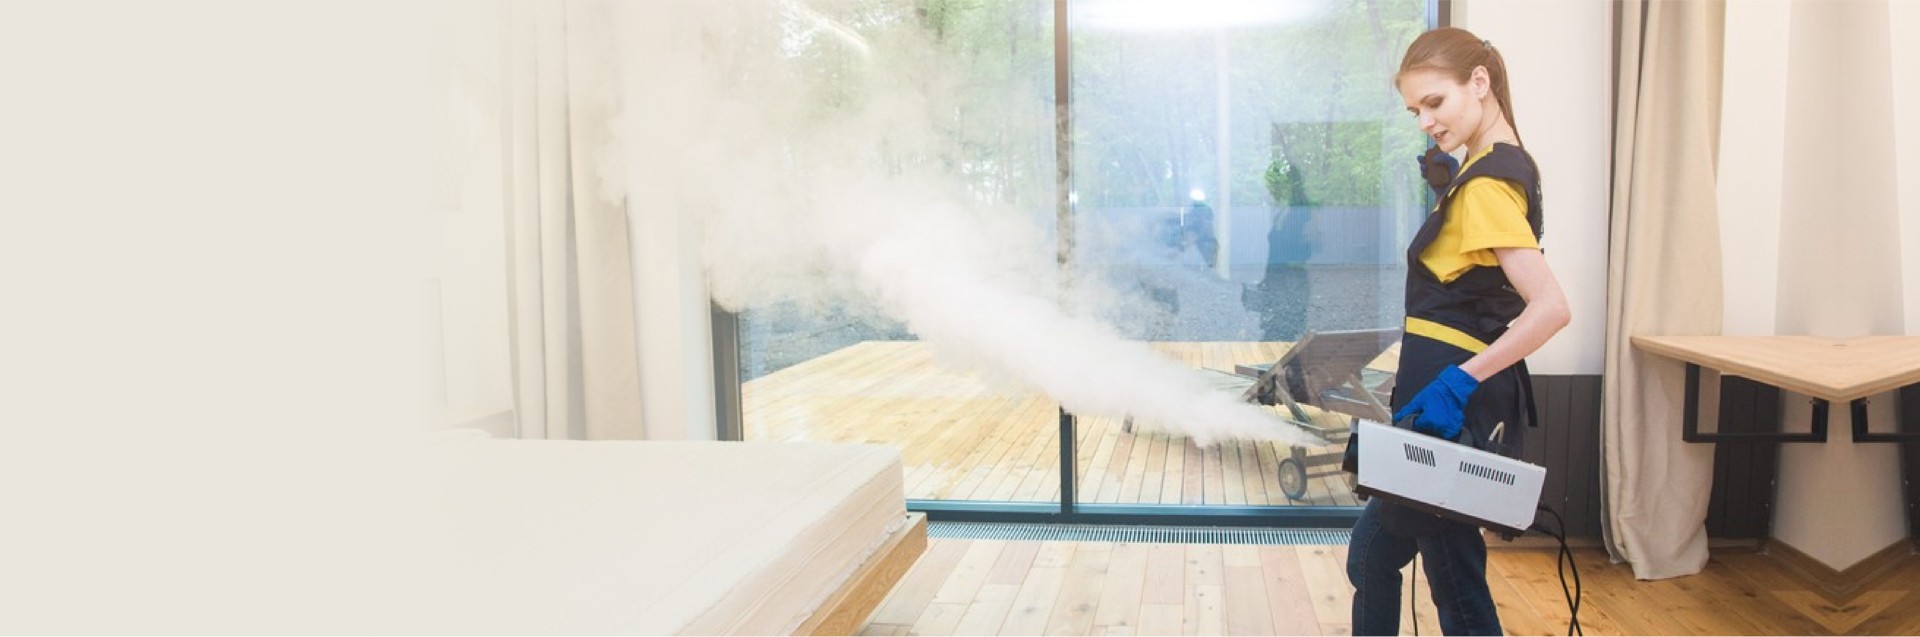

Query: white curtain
496;0;646;440
1600;0;1726;580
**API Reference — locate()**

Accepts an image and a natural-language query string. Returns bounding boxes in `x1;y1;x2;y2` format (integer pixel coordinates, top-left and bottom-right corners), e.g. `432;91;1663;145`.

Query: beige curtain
1601;0;1727;580
501;0;645;440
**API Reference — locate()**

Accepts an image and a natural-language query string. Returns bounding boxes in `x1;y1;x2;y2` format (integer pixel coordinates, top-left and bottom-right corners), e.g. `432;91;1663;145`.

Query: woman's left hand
1416;146;1458;198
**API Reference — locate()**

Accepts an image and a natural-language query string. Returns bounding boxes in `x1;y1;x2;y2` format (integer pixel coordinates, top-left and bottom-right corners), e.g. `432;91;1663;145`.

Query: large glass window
739;0;1065;508
1065;1;1430;508
736;0;1434;520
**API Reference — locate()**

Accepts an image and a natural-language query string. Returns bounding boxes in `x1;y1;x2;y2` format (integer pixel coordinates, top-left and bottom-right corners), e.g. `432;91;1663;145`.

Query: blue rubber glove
1393;365;1479;441
1416;146;1459;199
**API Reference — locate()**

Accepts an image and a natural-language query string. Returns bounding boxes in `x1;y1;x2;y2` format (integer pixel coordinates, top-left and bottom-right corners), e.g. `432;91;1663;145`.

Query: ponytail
1481;41;1522;148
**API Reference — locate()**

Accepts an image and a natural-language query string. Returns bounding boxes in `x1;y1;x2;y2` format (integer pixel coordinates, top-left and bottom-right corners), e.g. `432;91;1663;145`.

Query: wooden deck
743;341;1399;507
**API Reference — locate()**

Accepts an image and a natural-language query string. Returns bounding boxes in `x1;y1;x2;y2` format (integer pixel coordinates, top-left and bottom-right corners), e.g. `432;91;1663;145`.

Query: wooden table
1631;336;1920;442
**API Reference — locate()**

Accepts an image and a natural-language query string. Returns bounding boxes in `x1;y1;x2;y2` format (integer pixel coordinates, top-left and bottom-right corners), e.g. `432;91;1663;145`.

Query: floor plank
1044;543;1112;635
931;540;1005;606
1257;545;1327;636
999;547;1071;635
1222;552;1276;635
1182;544;1227;636
868;539;1863;636
1141;544;1186;606
1091;542;1150;630
865;538;968;626
951;584;1021;636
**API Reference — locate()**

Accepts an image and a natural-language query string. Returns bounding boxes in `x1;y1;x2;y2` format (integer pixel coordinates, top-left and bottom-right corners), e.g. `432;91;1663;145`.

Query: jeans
1347;499;1502;636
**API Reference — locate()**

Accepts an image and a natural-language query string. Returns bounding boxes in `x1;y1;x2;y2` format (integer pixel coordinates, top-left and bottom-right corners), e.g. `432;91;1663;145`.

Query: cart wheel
1278;457;1308;500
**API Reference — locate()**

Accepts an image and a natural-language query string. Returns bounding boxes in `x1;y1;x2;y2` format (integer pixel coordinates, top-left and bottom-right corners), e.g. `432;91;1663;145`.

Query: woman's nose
1418;113;1436;132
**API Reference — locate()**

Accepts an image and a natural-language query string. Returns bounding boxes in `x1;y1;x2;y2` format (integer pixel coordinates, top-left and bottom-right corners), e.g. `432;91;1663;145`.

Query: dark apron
1356;144;1543;539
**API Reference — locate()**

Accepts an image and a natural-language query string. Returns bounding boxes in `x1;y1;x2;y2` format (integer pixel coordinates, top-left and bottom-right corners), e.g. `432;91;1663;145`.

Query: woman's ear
1471;65;1490;99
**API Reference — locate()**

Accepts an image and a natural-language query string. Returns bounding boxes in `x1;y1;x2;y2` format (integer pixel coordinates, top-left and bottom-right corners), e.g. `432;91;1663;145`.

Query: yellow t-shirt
1419;146;1540;283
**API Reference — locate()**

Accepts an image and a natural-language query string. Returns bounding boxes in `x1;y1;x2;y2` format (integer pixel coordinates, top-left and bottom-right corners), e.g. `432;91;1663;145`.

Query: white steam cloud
602;0;1318;448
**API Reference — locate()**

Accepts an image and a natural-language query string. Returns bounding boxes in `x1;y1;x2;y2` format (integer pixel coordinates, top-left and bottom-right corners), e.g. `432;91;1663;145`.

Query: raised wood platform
743;341;1398;507
800;512;929;636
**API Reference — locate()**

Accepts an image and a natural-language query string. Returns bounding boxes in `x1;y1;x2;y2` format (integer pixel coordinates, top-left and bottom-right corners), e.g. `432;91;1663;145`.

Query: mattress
423;438;909;634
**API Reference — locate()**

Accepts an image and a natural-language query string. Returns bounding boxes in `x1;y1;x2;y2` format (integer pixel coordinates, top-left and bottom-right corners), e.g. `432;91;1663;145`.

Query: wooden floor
744;341;1393;507
859;538;1920;636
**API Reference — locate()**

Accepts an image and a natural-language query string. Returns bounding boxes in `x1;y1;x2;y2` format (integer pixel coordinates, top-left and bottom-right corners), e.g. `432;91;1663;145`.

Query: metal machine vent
1458;460;1517;486
1402;443;1437;467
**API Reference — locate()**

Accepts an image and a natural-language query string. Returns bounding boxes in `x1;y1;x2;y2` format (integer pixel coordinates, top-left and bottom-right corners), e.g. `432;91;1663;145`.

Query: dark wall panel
1527;375;1603;538
1526;374;1784;540
1902;386;1920;538
1703;376;1780;539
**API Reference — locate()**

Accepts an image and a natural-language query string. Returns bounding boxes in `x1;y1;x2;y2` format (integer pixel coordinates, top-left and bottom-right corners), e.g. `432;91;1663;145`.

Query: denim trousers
1346;499;1503;636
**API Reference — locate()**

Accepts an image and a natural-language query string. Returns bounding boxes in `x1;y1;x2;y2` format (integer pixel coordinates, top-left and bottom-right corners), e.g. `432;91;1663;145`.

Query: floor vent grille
926;522;1350;545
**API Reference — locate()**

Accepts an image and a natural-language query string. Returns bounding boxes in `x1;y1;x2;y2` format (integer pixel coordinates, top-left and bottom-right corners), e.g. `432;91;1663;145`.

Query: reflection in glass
1067;0;1428;505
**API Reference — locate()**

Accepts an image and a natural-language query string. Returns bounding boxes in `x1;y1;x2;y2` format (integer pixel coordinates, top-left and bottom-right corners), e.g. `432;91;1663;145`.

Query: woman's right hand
1392;364;1478;441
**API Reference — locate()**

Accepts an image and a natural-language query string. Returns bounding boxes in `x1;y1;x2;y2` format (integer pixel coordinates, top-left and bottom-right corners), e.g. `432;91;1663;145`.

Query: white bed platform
428;438;926;635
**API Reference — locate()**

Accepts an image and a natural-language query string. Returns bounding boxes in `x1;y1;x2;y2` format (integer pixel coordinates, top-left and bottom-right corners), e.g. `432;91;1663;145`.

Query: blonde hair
1398;27;1522;148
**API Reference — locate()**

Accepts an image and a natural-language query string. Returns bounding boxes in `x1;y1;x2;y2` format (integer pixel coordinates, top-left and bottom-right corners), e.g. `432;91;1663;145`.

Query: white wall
8;3;443;630
1774;4;1905;339
628;198;718;441
1453;0;1612;376
1898;0;1920;331
1766;0;1911;570
1718;0;1789;338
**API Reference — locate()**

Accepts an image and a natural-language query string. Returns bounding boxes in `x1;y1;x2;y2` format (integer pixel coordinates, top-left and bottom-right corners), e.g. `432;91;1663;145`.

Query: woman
1346;27;1571;636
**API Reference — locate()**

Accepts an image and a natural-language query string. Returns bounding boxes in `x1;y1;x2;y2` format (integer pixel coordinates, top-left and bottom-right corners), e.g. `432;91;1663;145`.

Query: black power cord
1410;509;1584;637
1411;554;1420;635
1530;505;1585;636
